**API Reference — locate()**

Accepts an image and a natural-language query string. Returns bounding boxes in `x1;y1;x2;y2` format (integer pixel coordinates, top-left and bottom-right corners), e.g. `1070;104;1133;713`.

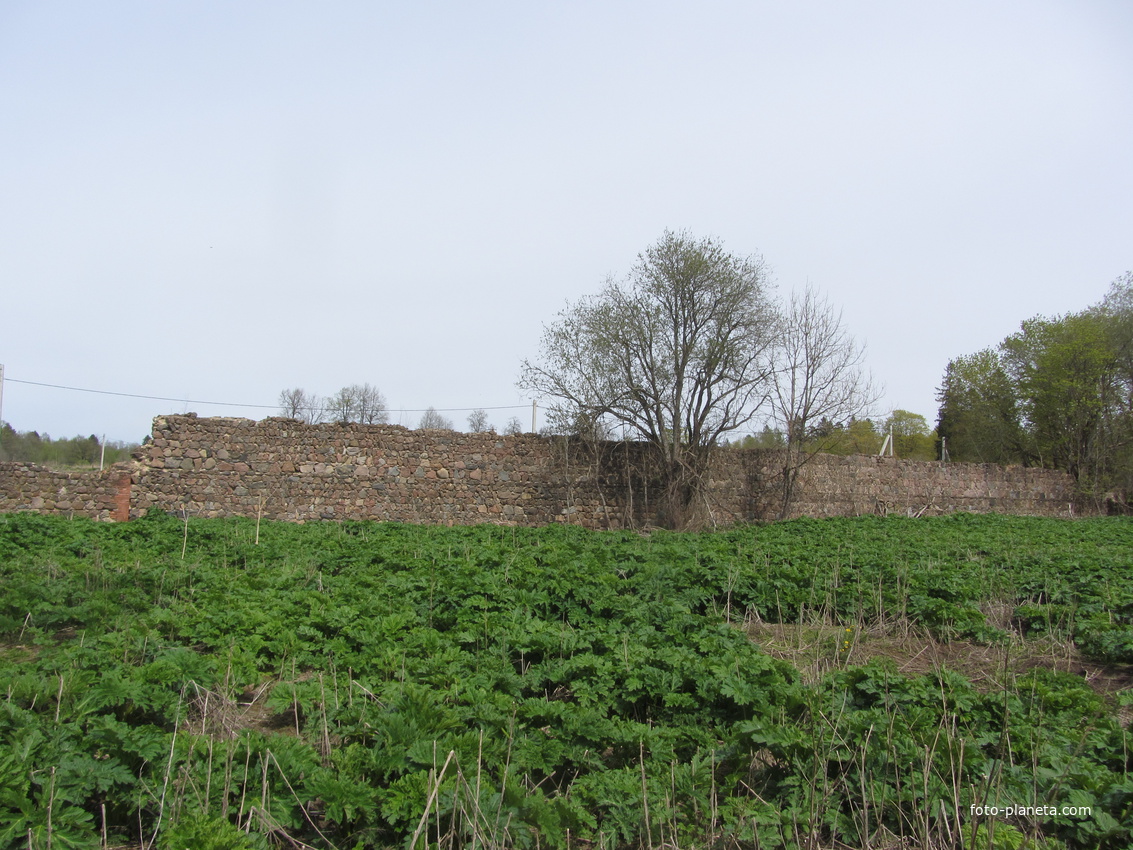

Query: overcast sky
2;1;1131;443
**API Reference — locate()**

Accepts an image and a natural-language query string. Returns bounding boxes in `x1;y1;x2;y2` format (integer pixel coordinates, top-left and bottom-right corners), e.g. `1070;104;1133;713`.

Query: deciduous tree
419;407;453;430
518;230;777;528
326;386;357;424
937;273;1133;506
325;384;387;425
467;409;492;432
1094;272;1133;497
277;388;325;424
353;383;389;425
882;409;936;460
768;287;877;517
1001;314;1113;478
818;417;880;456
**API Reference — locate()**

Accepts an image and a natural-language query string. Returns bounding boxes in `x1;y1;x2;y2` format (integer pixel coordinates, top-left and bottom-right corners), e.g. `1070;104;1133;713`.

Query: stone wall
0;462;132;522
130;415;612;526
727;452;1079;520
0;414;1081;526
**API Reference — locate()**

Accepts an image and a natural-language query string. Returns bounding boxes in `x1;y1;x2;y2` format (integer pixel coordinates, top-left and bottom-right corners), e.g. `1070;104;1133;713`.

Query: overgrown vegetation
1;512;1132;848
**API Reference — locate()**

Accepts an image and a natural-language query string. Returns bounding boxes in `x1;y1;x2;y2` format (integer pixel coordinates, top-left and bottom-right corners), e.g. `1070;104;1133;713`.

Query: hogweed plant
0;511;1131;848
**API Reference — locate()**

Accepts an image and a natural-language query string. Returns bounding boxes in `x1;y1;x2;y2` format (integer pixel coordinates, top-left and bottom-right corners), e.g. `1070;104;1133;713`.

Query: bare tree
326;386;358;424
324;383;388;425
503;416;524;435
418;406;453;430
277;388;325;424
519;230;777;528
467;409;492;432
278;388;306;419
354;383;389;425
768;287;878;518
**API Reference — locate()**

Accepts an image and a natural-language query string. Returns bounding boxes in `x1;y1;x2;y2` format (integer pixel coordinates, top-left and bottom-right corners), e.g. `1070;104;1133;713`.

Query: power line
8;377;276;409
4;376;530;414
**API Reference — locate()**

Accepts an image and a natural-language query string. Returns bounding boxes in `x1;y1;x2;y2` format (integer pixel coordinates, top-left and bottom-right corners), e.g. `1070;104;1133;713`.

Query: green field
2;511;1132;849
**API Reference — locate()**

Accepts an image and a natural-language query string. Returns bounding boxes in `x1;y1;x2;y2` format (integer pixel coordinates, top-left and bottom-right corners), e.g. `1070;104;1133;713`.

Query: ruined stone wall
0;414;1081;526
0;462;132;522
716;451;1079;520
130;415;617;527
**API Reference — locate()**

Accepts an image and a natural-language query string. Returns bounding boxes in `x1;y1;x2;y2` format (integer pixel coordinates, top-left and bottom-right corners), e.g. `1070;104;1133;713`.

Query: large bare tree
326;386;358;424
326;383;388;424
354;383;389;425
519;230;777;528
768;287;877;517
277;388;325;425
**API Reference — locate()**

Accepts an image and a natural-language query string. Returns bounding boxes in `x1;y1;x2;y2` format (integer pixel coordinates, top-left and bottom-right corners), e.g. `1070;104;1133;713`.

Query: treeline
279;385;526;434
284;380;936;458
0;423;140;468
936;272;1133;504
729;409;938;460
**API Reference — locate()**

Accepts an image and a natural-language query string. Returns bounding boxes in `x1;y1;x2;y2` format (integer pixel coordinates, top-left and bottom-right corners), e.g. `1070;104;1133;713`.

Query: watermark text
970;804;1092;818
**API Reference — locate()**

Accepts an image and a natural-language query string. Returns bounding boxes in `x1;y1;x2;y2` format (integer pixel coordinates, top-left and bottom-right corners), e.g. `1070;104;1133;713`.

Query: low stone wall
0;414;1082;526
0;462;132;522
737;453;1079;519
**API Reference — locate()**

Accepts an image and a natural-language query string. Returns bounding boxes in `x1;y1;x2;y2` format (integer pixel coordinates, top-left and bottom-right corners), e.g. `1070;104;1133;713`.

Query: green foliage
823;415;883;455
882;409;937;459
0;422;139;467
938;275;1133;503
158;810;262;850
753;411;937;459
1002;313;1115;478
937;348;1025;464
0;512;1131;848
730;424;786;449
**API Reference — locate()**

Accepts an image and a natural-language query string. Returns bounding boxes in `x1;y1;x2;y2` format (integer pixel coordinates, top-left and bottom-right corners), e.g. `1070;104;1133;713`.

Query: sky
2;0;1131;444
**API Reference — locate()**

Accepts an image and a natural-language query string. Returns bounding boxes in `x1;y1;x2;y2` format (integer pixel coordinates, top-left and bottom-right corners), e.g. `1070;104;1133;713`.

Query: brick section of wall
0;414;1081;525
112;471;132;522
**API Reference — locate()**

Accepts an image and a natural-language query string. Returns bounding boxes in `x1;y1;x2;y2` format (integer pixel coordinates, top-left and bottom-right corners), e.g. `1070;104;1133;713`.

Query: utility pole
531;399;537;433
878;427;894;457
0;363;5;429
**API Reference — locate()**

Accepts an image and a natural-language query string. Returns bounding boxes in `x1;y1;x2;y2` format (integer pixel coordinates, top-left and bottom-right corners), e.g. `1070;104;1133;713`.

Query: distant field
1;512;1131;849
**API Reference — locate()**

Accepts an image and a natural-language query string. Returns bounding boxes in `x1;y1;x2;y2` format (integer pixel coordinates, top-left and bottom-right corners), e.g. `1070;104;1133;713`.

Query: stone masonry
0;414;1081;526
0;462;131;522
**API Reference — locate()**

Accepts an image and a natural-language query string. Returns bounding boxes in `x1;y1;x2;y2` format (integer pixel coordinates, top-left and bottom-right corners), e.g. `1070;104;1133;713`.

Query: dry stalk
410;749;456;850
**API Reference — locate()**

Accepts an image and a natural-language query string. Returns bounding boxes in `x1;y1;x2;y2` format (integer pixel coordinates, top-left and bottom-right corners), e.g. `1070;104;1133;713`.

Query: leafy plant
1;512;1132;848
